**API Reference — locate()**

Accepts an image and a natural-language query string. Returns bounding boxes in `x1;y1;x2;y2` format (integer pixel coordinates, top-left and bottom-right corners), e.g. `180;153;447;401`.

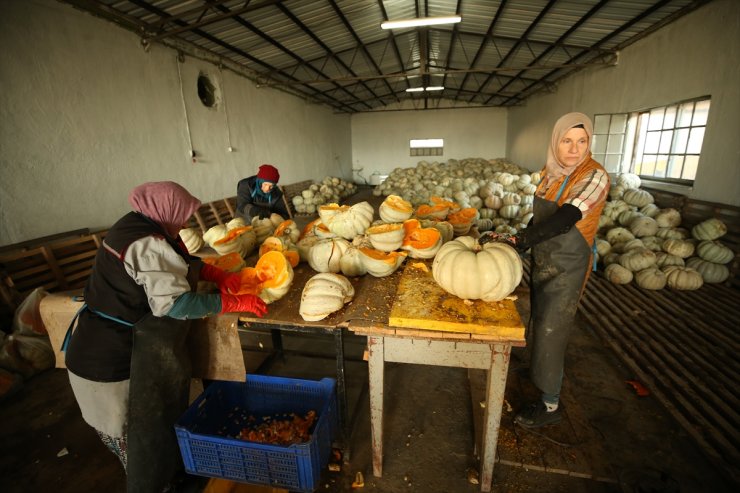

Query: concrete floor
0;312;735;493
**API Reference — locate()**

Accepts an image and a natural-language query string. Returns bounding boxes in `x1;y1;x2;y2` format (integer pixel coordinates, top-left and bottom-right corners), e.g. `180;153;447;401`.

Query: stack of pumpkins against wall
598;173;735;290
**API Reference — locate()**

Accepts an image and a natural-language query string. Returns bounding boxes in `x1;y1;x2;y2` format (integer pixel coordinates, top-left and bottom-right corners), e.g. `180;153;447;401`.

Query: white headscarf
544;112;594;180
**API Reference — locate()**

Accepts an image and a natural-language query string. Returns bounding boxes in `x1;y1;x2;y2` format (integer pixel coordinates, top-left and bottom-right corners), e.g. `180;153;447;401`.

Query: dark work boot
514;400;562;428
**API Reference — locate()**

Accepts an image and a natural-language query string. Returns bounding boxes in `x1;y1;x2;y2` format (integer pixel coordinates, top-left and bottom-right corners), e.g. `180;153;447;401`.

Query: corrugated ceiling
60;0;711;113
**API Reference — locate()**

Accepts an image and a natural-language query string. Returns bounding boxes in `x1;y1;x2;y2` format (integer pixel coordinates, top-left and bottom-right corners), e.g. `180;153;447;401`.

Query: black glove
478;231;518;248
257;207;271;219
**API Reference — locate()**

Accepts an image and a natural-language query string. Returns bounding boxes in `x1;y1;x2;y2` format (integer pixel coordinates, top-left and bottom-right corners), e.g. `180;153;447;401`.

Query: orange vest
536;156;609;247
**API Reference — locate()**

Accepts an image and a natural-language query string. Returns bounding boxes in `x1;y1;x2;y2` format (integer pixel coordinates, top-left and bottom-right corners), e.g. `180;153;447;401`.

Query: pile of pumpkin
596;173;735;290
372;157;542;236
178;193;523;321
290;176;358;215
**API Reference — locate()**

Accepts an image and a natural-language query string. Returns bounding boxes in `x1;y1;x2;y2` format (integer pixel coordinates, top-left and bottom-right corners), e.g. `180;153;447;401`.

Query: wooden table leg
479;343;511;492
367;335;385;477
334;328;350;460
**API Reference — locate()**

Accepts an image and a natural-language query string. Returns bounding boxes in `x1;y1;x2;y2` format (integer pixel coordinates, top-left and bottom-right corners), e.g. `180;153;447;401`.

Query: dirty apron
528;178;592;397
126;314;193;493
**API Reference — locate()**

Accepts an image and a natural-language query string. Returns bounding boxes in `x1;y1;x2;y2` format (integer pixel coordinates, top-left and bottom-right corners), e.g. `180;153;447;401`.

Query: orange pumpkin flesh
415;204;449;218
401;219;441;249
366;223;404;234
202;252;246;272
256;251;291;288
359;247;405;265
231;250;291;294
213;226;253;245
259;237;300;268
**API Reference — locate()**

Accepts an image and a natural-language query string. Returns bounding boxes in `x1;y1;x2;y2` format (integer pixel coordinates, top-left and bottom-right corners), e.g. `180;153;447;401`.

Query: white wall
0;0;351;246
506;0;740;206
350;107;508;182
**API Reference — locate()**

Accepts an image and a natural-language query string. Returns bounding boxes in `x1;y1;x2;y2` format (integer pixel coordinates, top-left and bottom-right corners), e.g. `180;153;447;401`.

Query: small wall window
593;96;710;185
410;138;444;157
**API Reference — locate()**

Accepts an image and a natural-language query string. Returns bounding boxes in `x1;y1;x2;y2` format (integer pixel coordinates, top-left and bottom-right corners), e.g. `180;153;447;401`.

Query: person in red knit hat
236;164;290;221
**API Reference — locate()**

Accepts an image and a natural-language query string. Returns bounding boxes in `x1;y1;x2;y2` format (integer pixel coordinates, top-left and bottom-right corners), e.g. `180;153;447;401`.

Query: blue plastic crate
175;375;337;492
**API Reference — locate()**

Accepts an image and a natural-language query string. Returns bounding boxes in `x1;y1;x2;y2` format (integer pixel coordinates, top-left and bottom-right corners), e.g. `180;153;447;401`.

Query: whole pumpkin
654;208;682;228
663;266;704;290
691;218;727;241
635;267;667;290
686;257;730;283
618;247;657;272
662;238;695;259
629;216;658;237
604;263;633;284
623;188;654;208
696;240;734;264
432;236;522;302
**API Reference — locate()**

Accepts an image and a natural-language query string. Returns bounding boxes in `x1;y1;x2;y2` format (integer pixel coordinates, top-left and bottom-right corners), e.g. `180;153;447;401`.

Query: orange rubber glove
201;263;242;294
220;293;268;317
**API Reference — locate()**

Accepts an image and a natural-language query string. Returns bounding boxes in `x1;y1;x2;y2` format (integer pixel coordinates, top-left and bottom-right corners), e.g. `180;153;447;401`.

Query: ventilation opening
197;74;217;107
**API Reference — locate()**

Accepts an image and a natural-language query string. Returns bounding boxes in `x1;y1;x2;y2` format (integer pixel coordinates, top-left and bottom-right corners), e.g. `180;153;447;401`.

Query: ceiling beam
142;0;284;43
470;0;558;103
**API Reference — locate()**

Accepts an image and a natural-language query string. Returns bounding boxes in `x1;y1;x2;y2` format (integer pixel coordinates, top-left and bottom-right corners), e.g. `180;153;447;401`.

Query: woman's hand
200;263;242;293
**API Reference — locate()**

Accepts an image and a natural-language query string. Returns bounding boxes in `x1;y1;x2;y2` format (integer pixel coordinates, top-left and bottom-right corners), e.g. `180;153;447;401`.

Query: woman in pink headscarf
481;113;609;429
64;181;267;492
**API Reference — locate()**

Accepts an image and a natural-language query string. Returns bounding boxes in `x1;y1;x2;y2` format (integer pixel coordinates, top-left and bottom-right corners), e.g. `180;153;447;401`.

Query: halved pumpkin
415;204;449;220
255;250;294;303
358;248;407;277
401;221;442;259
259;236;300;268
212;226;253;245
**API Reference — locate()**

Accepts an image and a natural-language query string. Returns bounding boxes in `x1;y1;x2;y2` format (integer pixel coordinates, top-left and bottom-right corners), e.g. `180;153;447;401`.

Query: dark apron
528;178;591;397
126;314;193;493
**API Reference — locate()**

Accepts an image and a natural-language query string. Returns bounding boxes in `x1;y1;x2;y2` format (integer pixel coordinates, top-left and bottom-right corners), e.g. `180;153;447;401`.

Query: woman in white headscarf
481;112;610;428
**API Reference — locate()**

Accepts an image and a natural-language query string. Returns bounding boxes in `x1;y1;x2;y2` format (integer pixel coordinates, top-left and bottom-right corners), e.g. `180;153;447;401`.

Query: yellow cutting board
388;261;526;339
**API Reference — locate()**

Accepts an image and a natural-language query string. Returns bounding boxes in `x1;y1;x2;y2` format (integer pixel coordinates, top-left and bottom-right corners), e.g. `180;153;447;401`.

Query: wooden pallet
579;270;740;484
0;230;107;325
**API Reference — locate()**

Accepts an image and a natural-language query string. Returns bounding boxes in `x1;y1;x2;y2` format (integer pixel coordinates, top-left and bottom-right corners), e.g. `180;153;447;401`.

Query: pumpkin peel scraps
626;379;650;396
351;472;365;489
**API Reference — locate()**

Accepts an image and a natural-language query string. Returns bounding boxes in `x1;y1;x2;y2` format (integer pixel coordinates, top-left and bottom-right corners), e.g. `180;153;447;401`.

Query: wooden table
347;261;526;493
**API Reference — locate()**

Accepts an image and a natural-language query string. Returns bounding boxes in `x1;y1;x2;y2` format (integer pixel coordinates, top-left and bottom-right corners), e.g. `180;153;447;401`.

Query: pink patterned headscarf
128;182;201;238
544;112;594;180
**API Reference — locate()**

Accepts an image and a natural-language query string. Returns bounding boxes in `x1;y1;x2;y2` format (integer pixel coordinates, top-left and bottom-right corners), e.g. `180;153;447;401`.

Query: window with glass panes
592;114;630;173
632;98;710;183
591;97;710;184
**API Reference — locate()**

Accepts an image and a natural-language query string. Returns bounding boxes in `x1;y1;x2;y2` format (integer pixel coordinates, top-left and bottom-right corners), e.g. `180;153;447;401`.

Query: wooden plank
388;261;525;340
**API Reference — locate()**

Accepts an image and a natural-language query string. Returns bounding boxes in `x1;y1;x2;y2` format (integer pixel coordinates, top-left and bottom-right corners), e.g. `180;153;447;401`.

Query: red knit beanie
257;164;280;184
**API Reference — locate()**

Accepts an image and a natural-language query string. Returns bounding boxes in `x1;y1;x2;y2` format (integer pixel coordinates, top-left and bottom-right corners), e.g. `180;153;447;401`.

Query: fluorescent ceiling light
405;86;445;93
381;15;461;30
